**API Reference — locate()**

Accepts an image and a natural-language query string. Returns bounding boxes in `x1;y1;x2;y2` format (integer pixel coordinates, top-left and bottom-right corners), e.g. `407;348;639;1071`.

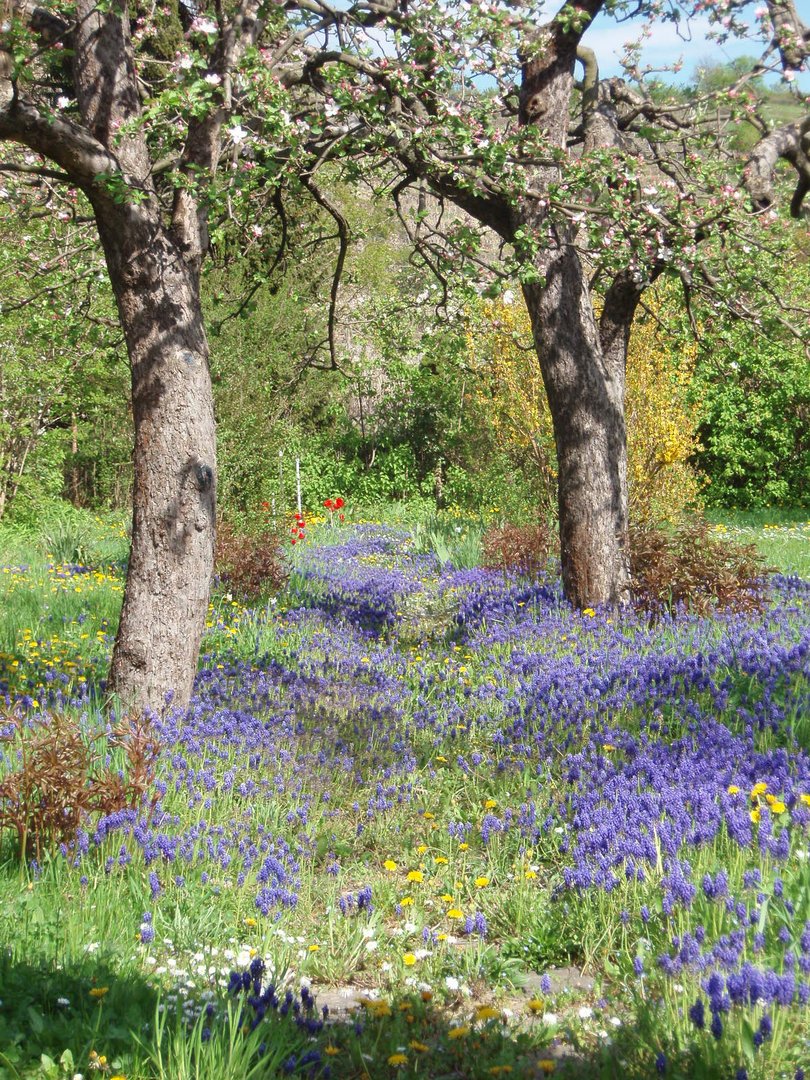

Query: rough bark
523;249;632;608
97;206;216;711
515;15;632;608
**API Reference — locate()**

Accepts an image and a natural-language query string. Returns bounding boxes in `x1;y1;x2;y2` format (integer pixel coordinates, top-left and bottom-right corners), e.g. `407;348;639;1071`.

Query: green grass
703;508;810;578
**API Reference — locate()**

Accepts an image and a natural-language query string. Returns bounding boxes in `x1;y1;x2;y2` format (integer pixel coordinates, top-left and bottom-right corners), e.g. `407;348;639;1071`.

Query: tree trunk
98;208;216;713
517;30;632;609
522;246;631;608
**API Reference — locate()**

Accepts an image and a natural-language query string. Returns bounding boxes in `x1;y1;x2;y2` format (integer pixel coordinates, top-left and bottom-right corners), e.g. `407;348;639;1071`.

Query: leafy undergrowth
0;522;809;1078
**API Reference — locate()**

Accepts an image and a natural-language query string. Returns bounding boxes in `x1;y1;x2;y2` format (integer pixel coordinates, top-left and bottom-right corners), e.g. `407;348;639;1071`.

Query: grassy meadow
0;510;808;1079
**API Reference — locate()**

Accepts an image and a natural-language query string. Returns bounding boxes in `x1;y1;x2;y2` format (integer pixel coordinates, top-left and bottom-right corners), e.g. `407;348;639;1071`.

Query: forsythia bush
466;292;704;523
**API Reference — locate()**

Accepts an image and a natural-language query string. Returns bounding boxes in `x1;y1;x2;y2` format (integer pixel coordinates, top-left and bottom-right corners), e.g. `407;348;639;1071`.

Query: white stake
296;458;302;516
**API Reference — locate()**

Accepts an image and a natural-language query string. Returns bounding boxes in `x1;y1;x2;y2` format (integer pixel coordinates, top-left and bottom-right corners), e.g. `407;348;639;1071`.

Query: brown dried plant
215;521;288;601
0;710;159;861
630;518;770;615
482;521;557;577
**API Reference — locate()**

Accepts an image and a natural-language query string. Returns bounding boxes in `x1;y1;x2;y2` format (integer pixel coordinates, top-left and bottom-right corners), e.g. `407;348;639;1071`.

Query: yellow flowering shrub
466;292;704;523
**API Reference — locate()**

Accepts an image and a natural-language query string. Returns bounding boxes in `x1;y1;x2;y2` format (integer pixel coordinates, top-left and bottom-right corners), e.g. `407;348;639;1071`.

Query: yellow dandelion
417;844;428;854
475;1005;502;1021
602;744;616;752
324;1046;341;1056
420;990;433;1002
308;944;320;952
751;782;768;798
243;917;257;928
770;800;787;814
434;856;448;865
539;1060;556;1074
459;842;469;851
403;953;417;966
447;908;464;919
423;811;435;820
475;876;490;888
448;1025;470;1039
525;870;537;880
488;1068;513;1076
751;807;761;823
400;896;414;906
388;1053;408;1067
526;998;544;1014
727;785;740;795
484;799;498;809
440;893;454;902
383;859;398;872
437;933;448;941
89;987;109;999
407;870;424;882
410;1040;429;1052
801;794;810;806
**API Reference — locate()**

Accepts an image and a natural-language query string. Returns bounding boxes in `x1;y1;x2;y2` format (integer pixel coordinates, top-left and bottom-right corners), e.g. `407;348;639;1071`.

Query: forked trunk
98;210;216;712
523;247;631;609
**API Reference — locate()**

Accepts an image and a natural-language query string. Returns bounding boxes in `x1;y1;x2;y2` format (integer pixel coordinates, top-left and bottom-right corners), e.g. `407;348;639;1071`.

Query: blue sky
584;1;810;90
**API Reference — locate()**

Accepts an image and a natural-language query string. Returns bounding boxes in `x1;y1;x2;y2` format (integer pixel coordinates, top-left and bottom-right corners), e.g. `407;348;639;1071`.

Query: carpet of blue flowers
1;522;808;1079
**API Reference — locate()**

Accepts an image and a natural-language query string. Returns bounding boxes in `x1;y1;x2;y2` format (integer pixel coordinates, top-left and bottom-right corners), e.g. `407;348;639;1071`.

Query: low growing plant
214;520;288;601
0;710;159;861
630;517;770;614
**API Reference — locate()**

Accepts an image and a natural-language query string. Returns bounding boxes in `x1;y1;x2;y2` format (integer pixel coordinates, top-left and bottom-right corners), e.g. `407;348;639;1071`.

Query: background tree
288;0;810;607
0;0;345;709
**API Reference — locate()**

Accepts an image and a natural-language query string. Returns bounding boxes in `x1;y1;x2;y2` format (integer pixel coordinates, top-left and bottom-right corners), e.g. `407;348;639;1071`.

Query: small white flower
56;96;70;109
204;73;221;86
543;1011;558;1025
445;976;460;990
191;16;217;33
502;289;515;305
57;996;71;1006
578;1006;593;1020
229;124;247;144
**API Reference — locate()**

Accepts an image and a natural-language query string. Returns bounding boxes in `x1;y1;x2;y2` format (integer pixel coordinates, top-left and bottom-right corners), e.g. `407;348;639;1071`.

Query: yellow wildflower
448;1025;470;1039
400;896;414;906
409;1040;429;1052
308;944;320;952
751;782;768;798
407;870;424;882
423;811;435;820
459;842;469;851
525;870;537;880
324;1046;341;1056
403;953;417;966
727;785;740;795
388;1053;408;1067
447;908;464;919
484;799;498;809
384;859;398;871
751;808;761;823
539;1060;556;1075
801;794;810;807
475;1005;502;1021
527;998;544;1014
475;876;490;888
89;988;109;999
434;856;448;865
